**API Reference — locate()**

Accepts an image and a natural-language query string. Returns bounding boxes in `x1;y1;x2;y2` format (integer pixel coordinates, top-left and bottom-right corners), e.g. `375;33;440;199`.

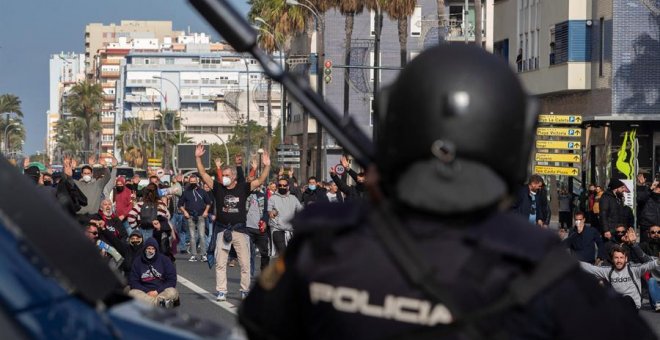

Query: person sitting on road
128;237;178;308
580;244;659;310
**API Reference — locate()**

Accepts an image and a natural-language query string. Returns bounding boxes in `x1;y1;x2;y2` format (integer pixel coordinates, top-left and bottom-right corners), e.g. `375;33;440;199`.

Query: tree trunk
474;0;483;47
267;78;273;151
343;13;354;118
398;18;408;67
437;0;447;44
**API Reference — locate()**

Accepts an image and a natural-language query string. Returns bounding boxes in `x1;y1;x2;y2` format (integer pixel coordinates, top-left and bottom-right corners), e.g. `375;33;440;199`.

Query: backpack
608;265;641;297
140;202;158;229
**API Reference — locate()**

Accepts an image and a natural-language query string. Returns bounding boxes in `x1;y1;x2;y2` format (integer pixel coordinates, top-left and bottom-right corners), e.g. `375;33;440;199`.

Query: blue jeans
648;277;660;307
205;216;214;246
172;213;187;252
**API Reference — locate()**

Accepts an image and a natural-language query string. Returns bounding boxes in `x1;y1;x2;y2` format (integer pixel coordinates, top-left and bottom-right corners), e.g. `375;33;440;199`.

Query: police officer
238;45;654;339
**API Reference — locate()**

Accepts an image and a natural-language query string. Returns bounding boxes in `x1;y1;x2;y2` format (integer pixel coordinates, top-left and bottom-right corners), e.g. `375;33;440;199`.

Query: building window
166;58;174;65
370;11;376;36
494;39;509;60
411;6;422;37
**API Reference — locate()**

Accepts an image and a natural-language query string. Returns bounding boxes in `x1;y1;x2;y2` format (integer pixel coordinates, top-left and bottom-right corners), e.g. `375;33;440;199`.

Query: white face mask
145;250;156;259
82;175;92;183
222;176;232;187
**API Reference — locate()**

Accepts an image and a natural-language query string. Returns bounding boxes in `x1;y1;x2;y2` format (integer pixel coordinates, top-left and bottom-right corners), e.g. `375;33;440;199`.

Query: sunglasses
615;231;626;235
650;231;660;235
278;184;289;187
88;231;98;235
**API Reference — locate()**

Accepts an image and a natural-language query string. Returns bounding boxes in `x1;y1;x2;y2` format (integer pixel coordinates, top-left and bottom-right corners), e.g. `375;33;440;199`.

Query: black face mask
278;188;289;195
130;240;142;246
189;183;198;189
116;186;125;192
43;180;53;186
355;182;365;192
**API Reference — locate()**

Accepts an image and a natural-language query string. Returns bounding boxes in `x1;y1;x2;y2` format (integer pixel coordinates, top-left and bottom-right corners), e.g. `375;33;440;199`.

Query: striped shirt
127;200;170;229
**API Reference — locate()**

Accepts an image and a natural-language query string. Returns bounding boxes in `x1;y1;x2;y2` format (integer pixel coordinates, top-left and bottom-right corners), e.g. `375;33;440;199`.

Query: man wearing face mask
329;155;367;202
71;156;118;219
600;178;629;234
123;230;144;277
639;181;660;240
563;211;605;264
268;178;303;257
178;174;211;262
128;237;178;308
113;176;133;234
301;176;329;206
194;144;271;301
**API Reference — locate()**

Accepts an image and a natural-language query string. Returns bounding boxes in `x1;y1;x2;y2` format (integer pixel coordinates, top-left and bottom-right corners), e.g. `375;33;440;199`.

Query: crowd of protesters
513;172;660;312
21;149;660;312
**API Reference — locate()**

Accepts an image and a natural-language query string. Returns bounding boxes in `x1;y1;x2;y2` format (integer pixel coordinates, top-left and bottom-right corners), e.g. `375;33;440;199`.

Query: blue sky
0;0;249;155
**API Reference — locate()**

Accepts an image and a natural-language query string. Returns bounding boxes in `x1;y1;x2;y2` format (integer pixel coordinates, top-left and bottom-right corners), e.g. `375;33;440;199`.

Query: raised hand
214;158;223;169
88;155;96;166
111;155;118;167
251;158;258;171
329;166;336;175
195;144;206;158
278;165;284;177
340;155;349;168
63;156;73;177
23;157;30;169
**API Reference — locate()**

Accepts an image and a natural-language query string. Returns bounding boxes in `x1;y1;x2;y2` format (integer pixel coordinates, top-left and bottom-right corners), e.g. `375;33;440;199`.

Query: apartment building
494;0;660;190
46;52;85;162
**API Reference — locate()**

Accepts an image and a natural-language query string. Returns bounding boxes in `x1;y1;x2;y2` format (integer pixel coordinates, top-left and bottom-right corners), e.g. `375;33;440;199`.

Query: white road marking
177;274;238;315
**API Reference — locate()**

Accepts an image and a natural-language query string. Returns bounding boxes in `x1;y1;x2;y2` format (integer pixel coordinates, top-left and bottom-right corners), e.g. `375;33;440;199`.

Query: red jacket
114;188;133;220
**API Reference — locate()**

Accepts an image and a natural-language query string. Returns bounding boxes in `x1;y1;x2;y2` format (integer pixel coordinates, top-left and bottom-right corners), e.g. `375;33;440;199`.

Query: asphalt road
171;253;660;337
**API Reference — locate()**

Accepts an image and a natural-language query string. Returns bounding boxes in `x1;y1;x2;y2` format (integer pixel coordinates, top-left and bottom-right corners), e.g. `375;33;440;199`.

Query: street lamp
243;56;251;163
4;123;20;154
253;18;286;147
286;0;325;179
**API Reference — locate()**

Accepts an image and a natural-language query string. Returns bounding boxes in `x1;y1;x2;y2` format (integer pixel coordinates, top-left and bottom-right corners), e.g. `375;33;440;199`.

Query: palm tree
55;118;86;158
65;80;103;156
337;0;366;117
0;94;23;118
383;0;417;67
437;0;447;44
0;94;23;151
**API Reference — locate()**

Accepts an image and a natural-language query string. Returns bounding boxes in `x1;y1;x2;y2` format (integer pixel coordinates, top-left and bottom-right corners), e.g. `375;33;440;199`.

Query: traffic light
323;59;332;84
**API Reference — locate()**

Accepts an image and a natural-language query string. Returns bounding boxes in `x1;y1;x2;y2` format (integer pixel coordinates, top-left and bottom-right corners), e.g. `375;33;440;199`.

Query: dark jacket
599;190;625;232
511;186;548;225
330;171;366;201
178;185;211;215
128;238;176;293
639;194;660;229
563;225;605;263
641;239;660;258
301;187;329;206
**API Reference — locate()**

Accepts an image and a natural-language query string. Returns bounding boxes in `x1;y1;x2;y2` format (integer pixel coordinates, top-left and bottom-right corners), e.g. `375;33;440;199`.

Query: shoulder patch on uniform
292;202;365;234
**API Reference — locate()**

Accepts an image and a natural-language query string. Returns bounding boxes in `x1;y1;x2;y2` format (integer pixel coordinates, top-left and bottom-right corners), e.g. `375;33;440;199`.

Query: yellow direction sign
535;153;581;163
538;114;582;124
148;158;161;163
536;140;581;150
536;127;582;137
534;165;580;176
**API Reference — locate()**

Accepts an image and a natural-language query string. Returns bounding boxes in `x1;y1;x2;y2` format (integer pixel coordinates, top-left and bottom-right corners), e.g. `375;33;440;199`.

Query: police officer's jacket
239;202;654;339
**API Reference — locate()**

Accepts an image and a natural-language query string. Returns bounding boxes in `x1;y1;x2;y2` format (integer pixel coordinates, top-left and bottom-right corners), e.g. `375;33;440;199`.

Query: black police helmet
376;44;537;214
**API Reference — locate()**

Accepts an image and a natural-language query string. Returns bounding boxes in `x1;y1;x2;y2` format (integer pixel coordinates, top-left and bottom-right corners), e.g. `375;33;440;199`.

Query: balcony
101;82;116;88
100;71;120;78
124;94;161;102
103;94;116;101
101;116;114;123
519;62;591;95
181;95;214;103
101;59;121;65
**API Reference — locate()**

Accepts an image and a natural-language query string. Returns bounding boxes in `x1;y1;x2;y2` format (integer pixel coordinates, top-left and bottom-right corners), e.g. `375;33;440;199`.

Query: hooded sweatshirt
128;238;176;293
580;259;660;308
114;176;134;219
268;192;302;231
